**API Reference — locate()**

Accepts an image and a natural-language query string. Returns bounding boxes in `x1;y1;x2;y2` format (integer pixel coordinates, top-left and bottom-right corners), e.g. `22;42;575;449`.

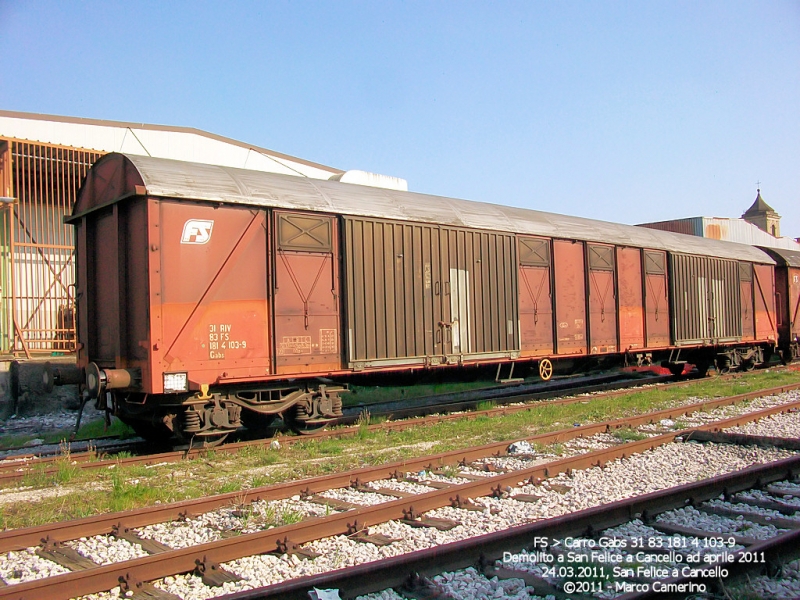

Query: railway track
0;369;669;463
264;445;800;600
0;386;798;599
0;373;789;486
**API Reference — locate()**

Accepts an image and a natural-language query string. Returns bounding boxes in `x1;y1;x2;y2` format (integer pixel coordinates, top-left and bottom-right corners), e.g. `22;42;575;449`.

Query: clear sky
1;1;798;238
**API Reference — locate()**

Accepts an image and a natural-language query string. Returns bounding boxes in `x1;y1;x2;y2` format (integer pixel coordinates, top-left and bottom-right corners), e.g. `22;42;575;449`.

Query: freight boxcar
66;153;778;444
759;248;800;363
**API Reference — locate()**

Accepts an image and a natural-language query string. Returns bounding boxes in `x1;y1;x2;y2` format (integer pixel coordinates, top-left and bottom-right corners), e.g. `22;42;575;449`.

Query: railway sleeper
118;573;182;600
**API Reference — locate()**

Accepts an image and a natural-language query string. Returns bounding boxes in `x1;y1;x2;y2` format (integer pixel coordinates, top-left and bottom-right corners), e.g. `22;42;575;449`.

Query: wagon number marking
208;324;247;360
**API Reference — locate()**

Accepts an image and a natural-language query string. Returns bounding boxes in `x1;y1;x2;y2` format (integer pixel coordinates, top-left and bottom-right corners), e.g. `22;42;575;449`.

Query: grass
0;368;797;530
0;417;135;450
611;427;649;442
344;379;496;406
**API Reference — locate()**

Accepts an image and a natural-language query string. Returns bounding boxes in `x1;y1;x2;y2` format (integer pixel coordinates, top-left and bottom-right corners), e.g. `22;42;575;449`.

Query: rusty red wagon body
66;153;780;442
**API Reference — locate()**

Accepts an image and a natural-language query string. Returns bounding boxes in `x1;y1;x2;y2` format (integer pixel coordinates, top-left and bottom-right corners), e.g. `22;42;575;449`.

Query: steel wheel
189;432;230;449
284;405;332;435
538;358;553;381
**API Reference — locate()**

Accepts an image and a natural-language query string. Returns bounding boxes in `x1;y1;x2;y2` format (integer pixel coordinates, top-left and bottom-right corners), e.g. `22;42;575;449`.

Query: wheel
716;357;731;375
188;432;229;448
127;419;174;442
538;358;553;381
241;411;276;433
283;405;333;435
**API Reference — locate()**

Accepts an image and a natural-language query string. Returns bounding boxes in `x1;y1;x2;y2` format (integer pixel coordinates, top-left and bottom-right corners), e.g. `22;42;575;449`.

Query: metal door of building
587;244;617;353
273;211;341;374
518;236;553;356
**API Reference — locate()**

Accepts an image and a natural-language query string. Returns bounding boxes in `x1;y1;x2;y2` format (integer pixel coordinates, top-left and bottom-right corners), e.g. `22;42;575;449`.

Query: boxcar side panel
616;247;644;351
644;250;670;347
587;243;617;353
345;218;438;366
739;262;755;342
344;217;517;366
552;239;586;355
273;211;341;374
87;208;121;364
669;254;741;345
753;263;777;343
789;267;800;342
518;237;554;356
154;201;271;389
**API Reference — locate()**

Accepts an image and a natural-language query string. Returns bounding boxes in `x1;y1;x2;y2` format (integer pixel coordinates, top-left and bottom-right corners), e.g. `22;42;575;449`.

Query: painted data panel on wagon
273;211;341;374
156;201;271;376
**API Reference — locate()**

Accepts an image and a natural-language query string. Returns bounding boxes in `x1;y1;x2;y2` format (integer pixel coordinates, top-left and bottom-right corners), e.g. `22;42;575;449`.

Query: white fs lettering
181;219;214;244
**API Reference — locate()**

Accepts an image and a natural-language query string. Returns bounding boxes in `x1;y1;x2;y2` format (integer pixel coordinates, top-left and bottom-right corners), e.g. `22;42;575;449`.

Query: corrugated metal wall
0;141;102;355
669;254;741;344
343;217;517;366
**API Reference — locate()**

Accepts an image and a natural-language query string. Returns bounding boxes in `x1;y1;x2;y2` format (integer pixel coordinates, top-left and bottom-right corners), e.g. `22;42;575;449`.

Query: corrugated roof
79;153;775;265
0;109;343;179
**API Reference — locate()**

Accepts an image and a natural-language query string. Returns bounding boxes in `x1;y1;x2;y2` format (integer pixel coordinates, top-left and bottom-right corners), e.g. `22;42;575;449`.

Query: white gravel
0;548;70;584
729;557;800;599
656;505;788;539
319;487;396;506
727;408;800;438
67;535;149;565
37;387;800;599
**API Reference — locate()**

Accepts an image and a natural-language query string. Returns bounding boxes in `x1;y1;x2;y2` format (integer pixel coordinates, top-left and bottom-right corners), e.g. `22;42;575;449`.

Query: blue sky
1;1;798;237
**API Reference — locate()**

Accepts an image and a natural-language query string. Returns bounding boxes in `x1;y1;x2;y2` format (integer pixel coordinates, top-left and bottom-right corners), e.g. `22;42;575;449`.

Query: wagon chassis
106;382;346;444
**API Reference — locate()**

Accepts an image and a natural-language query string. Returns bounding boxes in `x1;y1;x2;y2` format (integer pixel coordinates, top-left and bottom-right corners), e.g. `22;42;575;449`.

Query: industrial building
638;189;800;252
0;110;349;356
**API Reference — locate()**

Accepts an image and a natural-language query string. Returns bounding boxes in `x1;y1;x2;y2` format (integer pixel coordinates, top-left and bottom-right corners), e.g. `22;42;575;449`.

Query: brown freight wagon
759;248;800;362
65;153;778;444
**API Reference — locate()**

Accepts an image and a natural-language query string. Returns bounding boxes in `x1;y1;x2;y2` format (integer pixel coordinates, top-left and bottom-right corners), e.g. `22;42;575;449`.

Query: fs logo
181;219;214;244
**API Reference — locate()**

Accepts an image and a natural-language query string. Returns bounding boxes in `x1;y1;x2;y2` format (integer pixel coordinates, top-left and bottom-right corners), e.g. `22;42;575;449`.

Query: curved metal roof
77;153;774;265
759;247;800;268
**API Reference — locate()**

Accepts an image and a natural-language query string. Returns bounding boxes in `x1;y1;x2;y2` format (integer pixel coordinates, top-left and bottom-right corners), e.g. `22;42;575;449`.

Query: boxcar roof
75;153;773;264
759;247;800;268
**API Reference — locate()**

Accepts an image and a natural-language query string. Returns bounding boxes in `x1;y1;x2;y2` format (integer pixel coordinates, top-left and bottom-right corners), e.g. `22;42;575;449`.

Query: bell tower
742;189;780;237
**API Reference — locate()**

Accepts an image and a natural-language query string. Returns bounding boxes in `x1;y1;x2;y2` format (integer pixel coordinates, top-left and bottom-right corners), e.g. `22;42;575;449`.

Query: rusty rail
3;379;798;486
1;398;798;600
222;455;800;599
